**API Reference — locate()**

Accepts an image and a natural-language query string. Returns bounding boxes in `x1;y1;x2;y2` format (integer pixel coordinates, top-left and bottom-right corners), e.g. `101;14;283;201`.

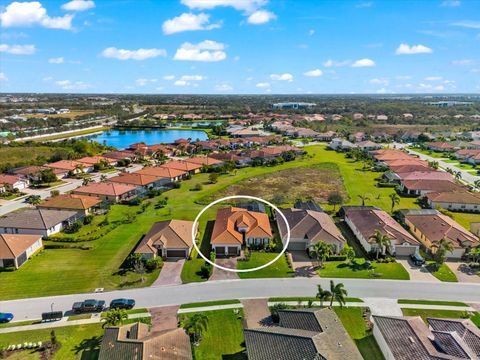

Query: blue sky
0;0;479;94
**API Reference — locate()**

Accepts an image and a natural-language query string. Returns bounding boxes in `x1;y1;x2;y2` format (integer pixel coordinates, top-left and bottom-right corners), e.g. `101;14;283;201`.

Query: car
72;299;106;313
410;253;425;266
0;312;14;323
109;298;135;310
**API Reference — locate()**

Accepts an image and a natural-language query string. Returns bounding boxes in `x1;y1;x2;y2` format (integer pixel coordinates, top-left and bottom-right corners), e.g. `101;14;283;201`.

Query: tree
102;309;128;328
39;169;57;184
475;180;480;190
369;230;392;259
181;313;209;344
269;303;289;323
358;194;370;206
428;160;439;170
329;280;348;308
389;193;400;213
432;238;454;265
50;189;60;197
468;246;480;264
208;172;219;184
82;178;93;186
327;192;344;211
340;244;356;264
310;241;333;269
100;174;108;182
454;171;462;181
316;284;331;307
132;258;146;283
26;195;41;205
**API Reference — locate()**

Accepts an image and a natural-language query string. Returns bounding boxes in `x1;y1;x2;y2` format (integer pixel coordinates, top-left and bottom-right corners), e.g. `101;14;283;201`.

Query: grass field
0;145;62;169
334;307;385;360
180;299;241;309
237;253;294;279
269;297;364;303
317;258;410;280
0;323;103;360
425;262;458;282
182;309;246;360
398;299;467;306
30;126;109;142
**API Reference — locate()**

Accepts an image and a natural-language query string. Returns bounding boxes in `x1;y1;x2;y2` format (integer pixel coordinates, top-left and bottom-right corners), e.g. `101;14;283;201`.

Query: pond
84;129;208;149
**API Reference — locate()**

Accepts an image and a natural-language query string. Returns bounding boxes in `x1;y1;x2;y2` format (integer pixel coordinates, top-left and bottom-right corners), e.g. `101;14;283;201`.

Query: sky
0;0;479;94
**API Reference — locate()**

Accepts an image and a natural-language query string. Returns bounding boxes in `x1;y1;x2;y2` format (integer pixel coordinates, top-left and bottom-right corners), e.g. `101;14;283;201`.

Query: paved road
1;278;479;321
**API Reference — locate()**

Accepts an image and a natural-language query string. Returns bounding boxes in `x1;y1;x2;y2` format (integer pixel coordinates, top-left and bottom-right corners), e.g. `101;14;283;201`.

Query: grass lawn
67;314;92;321
401;308;479;325
334;307;385;360
182;309;246;360
0;323;103;360
450;212;480;230
407;147;447;159
180;299;241;309
317;258;410;280
398;299;467;306
269;297;363;303
237;252;294;279
425;262;458;282
0;320;41;329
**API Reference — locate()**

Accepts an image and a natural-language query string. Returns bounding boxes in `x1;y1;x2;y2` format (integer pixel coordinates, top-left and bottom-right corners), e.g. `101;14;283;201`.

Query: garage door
395;246;417;257
215;247;225;255
166;249;186;258
288;241;307;251
227;246;239;255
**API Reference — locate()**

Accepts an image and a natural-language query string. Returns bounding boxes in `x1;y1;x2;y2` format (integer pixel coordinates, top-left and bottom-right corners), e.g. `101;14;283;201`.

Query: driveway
149;305;180;332
152;259;184;286
397;259;440;282
241;299;272;328
446;262;480;283
290;251;318;278
210;257;239;281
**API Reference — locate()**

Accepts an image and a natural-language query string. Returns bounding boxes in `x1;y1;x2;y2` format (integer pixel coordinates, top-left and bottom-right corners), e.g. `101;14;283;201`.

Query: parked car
109;298;135;310
0;312;14;323
72;299;106;313
410;253;425;266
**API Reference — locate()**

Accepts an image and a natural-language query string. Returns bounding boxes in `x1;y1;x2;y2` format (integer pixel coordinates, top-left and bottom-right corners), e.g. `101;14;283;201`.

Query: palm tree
454;171;462;181
102;309;128;328
310;241;333;269
82;178;93;186
329;280;348;307
468;246;480;264
389;193;400;213
431;238;454;265
475;180;480;190
369;230;392;259
181;313;209;344
100;174;108;182
75;164;85;174
358;194;370;206
316;284;331;307
26;195;42;205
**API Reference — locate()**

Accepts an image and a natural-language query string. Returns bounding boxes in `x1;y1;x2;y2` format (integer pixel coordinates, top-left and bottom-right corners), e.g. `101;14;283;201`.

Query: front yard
317;258;410;280
425;262;458;282
237;252;294;279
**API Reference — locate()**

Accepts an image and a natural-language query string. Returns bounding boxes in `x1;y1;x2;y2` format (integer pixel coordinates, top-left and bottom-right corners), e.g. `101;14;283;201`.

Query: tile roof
160;160;202;172
12;165;50;176
428;318;480;357
211;207;272;245
135;220;195;254
102;150;136;160
183;156;223;166
74;182;137;196
135;166;187;179
77;156;115;165
402;179;464;193
427;191;480;205
0;208;78;230
0;174;23;185
46;160;85;171
399;171;454;182
38;194;102;210
0;234;42;258
109;173;160;186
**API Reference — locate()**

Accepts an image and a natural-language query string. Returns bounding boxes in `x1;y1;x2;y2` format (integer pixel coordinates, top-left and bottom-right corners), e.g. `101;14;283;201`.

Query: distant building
427;101;474;107
272;102;316;110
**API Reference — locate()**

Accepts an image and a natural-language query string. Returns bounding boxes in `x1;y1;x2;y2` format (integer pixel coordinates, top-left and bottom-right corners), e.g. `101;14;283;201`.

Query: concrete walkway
446;262;480;284
152;259;184;286
363;298;403;316
210;258;239;281
397;259;440;282
241;299;271;328
149;305;179;331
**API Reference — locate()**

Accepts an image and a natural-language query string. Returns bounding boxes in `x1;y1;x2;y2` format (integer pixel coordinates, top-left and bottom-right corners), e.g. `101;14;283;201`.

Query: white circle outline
191;195;291;273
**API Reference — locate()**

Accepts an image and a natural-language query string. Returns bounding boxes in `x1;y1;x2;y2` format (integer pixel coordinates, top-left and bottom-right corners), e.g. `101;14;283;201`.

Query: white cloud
181;0;267;12
351;58;375;67
55;79;91;90
256;82;270;88
162;13;221;35
215;83;233;91
48;57;64;64
174;40;226;62
180;75;205;81
0;43;35;54
376;88;388;94
163;75;175;80
395;43;433;55
174;80;188;86
61;0;95;11
0;72;7;81
270;73;293;81
303;69;323;77
451;20;480;29
425;76;442;81
323;59;349;67
441;0;461;6
370;78;389;86
135;78;157;86
452;59;473;65
247;10;276;24
0;1;74;30
101;47;167;60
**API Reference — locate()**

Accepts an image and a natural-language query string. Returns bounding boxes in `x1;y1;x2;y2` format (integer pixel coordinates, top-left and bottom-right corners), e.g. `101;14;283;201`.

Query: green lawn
269;297;364;303
407;147;448;159
182;309;246;360
237;252;294;279
0;323;103;360
334;307;385;360
425;262;458;282
450;212;480;230
317;258;410;280
401;308;478;325
180;299;241;309
398;299;467;306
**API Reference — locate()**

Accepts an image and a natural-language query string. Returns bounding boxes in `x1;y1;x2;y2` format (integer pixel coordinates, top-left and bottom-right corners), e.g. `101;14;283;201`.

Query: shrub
83;214;94;225
172;182;181;189
193;183;203;191
64;220;82;234
145;257;163;271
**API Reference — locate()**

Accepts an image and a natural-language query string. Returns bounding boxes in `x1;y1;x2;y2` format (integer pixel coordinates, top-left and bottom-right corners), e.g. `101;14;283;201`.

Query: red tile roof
74;182;137;196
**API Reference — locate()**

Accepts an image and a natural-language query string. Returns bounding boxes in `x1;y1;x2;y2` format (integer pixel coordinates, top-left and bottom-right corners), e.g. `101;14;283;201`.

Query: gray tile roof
0;208;79;230
428;318;480;357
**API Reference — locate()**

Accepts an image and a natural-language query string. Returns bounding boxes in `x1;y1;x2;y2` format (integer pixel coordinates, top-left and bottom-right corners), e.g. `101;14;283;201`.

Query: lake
85;129;209;149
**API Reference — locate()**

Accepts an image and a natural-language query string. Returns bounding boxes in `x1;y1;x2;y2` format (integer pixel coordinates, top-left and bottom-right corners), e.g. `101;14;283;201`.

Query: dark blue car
0;312;14;323
109;298;135;310
410;253;425;266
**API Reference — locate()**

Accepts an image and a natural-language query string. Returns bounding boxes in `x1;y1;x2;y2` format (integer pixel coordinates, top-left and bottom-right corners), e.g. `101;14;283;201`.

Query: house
11;165;65;181
244;308;363;360
102;150;137;161
77;156;117;167
453;149;480;161
0;234;43;269
134;220;197;259
342;206;420;256
98;322;192;360
183;156;224;167
0;174;29;192
160;160;203;175
108;173;165;193
398;171;454;183
399;209;479;259
315;130;336;141
46;160;93;174
210;152;252;167
349;132;366;142
426;191;480;213
276;208;345;252
210;207;273;256
135;166;188;182
231;128;263;138
400;179;464;196
373;315;480;360
37;194;102;215
427;142;455;152
356;140;382;151
328;138;356;151
73;182;137;203
0;208;81;238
